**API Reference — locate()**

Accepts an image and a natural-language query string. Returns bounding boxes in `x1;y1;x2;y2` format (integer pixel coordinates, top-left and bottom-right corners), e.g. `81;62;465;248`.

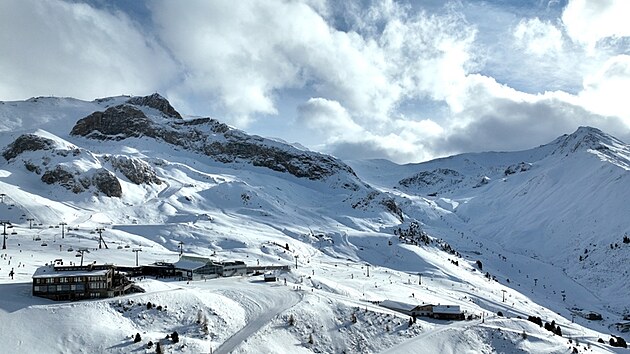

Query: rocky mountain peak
126;93;182;119
551;126;619;155
70;101;359;183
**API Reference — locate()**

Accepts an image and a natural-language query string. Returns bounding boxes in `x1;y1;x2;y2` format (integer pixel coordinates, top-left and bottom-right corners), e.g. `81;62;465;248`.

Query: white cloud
562;0;630;50
514;18;564;57
150;0;477;126
579;55;630;122
297;98;363;138
0;0;176;101
432;74;630;154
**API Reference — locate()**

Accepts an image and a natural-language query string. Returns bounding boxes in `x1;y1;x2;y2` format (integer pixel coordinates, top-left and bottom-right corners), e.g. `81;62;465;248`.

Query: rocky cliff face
398;168;464;193
70;95;358;183
2;134;56;161
104;155;162;186
40;165;122;197
1;131;161;198
126;93;182;119
70;104;154;140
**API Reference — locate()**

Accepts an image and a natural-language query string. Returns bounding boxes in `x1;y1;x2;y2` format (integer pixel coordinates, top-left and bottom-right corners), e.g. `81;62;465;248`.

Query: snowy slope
0;95;627;353
349;126;630;314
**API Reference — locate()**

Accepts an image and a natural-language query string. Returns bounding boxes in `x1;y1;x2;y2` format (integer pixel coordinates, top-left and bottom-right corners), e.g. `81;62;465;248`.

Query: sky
1;0;630;163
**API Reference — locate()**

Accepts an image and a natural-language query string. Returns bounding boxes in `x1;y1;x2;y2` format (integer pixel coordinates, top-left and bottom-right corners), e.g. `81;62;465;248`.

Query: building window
89;282;108;289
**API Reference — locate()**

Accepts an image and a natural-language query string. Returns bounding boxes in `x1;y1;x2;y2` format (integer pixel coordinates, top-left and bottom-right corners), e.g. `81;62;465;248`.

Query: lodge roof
32;265;111;279
433;305;461;314
380;300;422;312
173;258;207;271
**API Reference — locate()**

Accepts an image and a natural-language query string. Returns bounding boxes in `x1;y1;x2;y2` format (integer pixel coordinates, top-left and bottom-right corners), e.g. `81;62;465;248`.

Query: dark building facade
32;263;134;301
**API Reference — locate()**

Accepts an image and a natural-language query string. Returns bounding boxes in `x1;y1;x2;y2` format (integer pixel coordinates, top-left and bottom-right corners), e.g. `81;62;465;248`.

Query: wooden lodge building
173;255;248;280
379;300;464;320
32;263;136;301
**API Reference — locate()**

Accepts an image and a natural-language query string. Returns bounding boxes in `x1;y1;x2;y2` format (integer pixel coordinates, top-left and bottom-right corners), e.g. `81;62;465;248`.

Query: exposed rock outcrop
127;93;182;119
41;165;122;197
91;169;122;197
41;166;77;190
70;104;153;140
504;162;531;176
2;134;55;160
71;103;356;182
399;168;463;189
105;155;161;185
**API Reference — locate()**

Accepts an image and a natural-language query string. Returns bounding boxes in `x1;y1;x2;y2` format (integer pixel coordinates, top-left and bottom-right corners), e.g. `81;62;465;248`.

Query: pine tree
156;342;163;354
308;334;314;345
288;314;295;326
134;333;142;343
476;260;483;270
171;331;179;343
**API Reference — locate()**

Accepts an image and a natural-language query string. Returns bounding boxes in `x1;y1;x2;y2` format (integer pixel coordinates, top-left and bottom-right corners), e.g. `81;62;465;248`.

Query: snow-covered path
214;284;302;354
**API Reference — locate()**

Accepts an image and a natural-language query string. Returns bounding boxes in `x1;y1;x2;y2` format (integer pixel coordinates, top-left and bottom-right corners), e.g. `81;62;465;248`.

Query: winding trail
214;285;302;354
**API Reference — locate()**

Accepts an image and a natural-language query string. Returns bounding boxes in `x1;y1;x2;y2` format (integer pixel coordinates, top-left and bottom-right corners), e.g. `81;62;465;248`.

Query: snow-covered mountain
0;94;627;353
350;125;630;310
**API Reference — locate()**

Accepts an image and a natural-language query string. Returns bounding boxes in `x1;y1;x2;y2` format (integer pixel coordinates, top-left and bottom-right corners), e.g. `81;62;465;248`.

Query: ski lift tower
95;227;108;249
132;248;142;266
76;248;89;266
1;220;10;250
59;222;67;239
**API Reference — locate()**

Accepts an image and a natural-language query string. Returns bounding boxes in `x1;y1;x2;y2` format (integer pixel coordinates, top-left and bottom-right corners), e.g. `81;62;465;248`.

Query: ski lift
117;245;123;249
67;247;74;252
41;242;48;246
34;236;41;241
